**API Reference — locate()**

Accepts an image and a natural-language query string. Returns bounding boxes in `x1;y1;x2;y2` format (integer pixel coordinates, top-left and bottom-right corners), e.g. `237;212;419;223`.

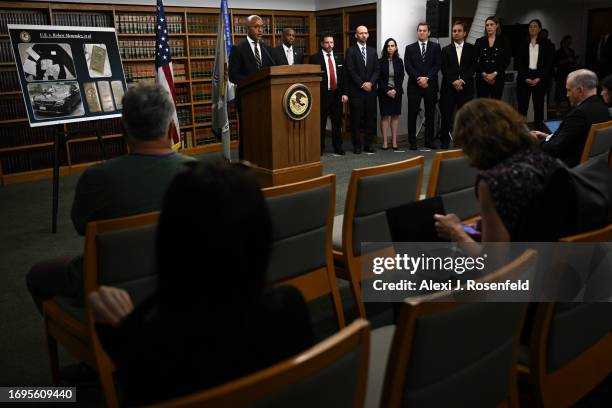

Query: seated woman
434;99;569;243
87;160;313;406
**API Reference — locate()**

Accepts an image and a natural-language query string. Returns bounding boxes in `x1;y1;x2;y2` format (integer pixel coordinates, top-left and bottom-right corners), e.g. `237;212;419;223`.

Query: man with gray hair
532;69;610;166
27;84;195;317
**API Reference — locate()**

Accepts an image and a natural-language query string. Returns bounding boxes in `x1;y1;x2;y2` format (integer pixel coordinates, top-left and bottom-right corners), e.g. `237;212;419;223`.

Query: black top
228;38;276;86
377;57;405;95
475;36;511;75
515;39;554;86
540;95;611;167
97;285;313;406
344;43;380;97
440;41;477;90
271;44;304;65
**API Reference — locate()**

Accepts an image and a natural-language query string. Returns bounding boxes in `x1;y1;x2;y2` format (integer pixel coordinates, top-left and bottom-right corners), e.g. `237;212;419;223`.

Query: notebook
386;196;446;242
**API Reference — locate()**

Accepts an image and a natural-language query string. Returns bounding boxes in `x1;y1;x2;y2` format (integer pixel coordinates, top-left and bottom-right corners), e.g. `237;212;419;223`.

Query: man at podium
229;15;277;159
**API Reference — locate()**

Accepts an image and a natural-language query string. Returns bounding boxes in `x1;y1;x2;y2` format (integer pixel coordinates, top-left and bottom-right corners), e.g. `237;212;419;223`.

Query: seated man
532;69;610;167
26;84;196;314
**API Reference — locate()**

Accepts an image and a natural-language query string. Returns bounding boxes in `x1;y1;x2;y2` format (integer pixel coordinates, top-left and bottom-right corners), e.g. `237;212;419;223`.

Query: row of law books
0;124;54;149
119;39;185;59
115;14;183;35
175;85;190;104
53;12;112;28
180;129;193;149
66;117;123;136
0;40;15;63
189;39;216;56
194;105;212;123
0;96;26;121
177;107;192;127
0;10;48;34
0;69;20;93
233;16;272;34
274;17;308;34
0;147;63;174
190;61;213;79
68;138;126;165
187;15;218;34
192;83;212;101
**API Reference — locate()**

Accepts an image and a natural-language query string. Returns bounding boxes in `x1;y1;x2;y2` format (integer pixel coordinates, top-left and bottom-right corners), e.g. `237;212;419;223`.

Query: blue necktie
421;42;426;62
361;46;367;65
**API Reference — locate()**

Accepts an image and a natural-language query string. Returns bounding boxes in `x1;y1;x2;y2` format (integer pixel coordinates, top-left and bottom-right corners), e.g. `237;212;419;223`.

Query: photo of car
28;82;83;117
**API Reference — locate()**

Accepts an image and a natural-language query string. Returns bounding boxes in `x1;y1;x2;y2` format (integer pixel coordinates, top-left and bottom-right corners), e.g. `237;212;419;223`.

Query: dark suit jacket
377;57;405;96
271;44;304;65
228;38;276;86
515;39;554;86
474;36;511;76
309;50;346;102
345;43;380;97
441;42;477;92
540;95;611;167
404;40;441;94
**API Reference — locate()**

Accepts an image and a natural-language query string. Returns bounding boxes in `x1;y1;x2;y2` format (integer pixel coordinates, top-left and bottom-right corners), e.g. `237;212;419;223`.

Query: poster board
7;24;127;127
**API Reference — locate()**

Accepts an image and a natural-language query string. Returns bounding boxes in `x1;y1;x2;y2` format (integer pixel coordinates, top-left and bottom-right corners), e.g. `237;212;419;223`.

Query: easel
51;125;107;233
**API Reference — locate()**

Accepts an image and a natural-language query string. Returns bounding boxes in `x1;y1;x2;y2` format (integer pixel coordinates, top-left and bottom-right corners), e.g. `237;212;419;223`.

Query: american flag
155;0;180;147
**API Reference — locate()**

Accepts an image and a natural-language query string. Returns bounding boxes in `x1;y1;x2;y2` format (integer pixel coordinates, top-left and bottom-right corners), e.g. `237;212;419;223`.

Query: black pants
476;75;504;99
439;86;473;147
517;77;546;131
320;91;343;152
26;257;76;314
349;95;377;149
407;85;436;146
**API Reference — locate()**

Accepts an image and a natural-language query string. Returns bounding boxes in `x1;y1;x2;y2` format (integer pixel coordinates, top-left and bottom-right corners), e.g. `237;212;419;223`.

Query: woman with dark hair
434;99;567;242
474;16;511;99
378;38;404;150
87;160;313;406
515;19;554;131
555;35;578;103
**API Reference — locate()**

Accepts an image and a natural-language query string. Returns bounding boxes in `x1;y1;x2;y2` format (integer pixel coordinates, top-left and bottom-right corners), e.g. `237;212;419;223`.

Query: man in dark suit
439;21;476;149
405;22;441;150
271;28;304;66
228;15;276;159
532;69;610;167
345;25;379;154
310;34;348;155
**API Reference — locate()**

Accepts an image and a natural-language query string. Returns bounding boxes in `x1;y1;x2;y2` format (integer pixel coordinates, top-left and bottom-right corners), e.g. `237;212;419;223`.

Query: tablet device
386;196;446;242
543;120;561;134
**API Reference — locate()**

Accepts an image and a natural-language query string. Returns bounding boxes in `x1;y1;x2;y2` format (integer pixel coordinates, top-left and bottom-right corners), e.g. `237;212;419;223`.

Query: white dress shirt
322;49;337;90
529;43;539;70
455;41;463;65
282;44;294;65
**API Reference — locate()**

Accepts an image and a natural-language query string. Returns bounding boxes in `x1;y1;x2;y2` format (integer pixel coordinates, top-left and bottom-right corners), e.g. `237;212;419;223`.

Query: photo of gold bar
97;81;116;112
83;81;101;113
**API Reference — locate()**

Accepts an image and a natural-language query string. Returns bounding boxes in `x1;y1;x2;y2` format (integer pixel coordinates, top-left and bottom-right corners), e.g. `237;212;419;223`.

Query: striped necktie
254;41;262;69
361;46;367;65
421;42;426;62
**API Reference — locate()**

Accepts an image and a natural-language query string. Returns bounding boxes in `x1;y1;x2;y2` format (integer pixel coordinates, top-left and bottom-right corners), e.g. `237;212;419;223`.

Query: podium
239;65;323;187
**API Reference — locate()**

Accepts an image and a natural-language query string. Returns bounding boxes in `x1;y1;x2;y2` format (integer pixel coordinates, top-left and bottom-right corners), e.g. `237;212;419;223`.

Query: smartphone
463;224;481;240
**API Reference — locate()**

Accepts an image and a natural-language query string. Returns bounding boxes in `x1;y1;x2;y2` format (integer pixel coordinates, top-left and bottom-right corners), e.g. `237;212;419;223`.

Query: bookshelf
0;2;322;185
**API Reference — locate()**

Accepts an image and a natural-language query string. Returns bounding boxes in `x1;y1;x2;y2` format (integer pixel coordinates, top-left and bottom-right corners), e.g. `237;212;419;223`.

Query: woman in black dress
378;38;404;150
516;19;554;131
475;16;510;99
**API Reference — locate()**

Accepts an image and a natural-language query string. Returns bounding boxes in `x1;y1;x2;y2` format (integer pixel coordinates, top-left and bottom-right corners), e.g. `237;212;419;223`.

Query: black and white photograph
18;43;76;81
27;81;84;119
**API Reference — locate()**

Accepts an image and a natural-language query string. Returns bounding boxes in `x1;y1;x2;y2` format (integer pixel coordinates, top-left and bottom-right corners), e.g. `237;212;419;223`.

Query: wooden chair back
147;319;371;408
580;120;612;163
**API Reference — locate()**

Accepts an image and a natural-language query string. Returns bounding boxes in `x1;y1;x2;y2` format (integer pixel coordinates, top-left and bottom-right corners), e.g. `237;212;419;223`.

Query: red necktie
327;53;336;91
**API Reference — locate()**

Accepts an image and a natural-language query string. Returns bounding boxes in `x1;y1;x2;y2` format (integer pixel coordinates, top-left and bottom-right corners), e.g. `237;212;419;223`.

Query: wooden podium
239;65;323;187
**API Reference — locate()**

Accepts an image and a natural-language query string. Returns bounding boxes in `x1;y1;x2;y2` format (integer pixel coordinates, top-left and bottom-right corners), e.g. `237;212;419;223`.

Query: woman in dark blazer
378;38;404;150
515;19;554;131
475;16;511;99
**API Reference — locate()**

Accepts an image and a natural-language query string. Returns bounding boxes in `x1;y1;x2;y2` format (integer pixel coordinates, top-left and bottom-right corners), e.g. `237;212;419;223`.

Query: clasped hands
525;78;541;86
416;76;429;88
361;81;373;92
452;79;464;91
482;72;497;85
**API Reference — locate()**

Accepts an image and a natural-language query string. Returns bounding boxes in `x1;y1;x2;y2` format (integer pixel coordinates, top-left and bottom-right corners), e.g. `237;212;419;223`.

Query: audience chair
426;149;479;222
146;318;370;408
365;250;535;408
517;226;612;407
333;157;425;318
43;212;159;408
580;120;612;163
262;174;345;328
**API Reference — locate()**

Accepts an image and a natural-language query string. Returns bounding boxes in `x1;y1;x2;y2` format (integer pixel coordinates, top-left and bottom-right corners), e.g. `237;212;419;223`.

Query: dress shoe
333;148;346;155
440;144;449;150
409;144;417;150
382;146;389;151
364;146;376;153
392;146;398;151
424;143;437;150
353;147;362;154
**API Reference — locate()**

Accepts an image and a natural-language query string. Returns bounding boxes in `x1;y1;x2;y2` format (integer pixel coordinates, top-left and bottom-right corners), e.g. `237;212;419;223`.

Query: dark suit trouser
349;94;377;148
407;85;436;146
320;90;343;152
439;86;473;147
476;76;504;99
517;80;546;131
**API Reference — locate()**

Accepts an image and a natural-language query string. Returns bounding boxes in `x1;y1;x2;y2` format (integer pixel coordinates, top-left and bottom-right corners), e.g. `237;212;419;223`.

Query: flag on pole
155;0;181;149
212;0;234;160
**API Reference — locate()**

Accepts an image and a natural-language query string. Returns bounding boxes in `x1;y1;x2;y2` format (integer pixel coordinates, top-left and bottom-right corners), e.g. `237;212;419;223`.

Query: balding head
246;15;264;42
566;69;598;106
